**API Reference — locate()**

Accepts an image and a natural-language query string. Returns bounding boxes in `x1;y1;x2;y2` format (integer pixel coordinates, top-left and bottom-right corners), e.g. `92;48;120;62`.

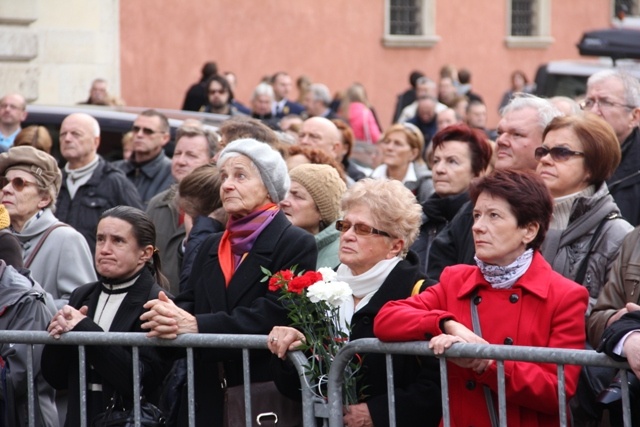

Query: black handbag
92;391;166;427
224;381;302;427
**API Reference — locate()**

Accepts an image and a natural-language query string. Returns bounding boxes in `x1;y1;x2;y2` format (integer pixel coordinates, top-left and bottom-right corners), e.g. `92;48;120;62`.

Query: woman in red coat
374;169;589;427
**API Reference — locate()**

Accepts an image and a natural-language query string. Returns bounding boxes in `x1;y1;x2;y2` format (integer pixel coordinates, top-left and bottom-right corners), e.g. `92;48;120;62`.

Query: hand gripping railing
326;338;632;427
0;331;318;427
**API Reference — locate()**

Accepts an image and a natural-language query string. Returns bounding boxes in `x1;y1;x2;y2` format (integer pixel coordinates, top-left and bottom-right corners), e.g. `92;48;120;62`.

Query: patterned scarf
219;203;278;286
474;249;534;289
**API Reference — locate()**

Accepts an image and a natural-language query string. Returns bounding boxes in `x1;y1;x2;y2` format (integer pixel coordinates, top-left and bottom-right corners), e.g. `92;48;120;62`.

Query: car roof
25;104;225;131
543;58;640;79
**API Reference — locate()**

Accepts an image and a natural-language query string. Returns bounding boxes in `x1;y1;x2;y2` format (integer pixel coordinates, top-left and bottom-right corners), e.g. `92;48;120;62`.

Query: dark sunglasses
0;176;39;192
335;219;391;237
534;146;585;162
132;125;162;136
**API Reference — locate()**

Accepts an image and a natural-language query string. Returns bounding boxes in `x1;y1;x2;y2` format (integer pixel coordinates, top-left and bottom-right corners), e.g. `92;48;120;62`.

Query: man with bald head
55;113;142;252
298;116;342;157
0;93;27;149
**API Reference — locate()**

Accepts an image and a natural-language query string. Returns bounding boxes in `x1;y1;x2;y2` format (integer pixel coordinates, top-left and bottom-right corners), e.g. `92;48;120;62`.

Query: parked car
23;104;225;163
534;28;640;98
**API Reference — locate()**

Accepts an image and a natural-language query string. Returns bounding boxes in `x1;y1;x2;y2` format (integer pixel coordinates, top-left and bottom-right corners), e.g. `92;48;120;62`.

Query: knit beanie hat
289;164;346;225
0;205;9;229
218;138;290;203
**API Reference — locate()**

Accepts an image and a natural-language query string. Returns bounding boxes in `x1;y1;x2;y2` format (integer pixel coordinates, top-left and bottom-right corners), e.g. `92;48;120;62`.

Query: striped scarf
218;203;278;286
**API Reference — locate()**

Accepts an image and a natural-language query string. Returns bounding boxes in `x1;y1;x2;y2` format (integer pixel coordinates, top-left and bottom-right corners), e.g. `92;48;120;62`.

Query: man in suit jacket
271;72;305;118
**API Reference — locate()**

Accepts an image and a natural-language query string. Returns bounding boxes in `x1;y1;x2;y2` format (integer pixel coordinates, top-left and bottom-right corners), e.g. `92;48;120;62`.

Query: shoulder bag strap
411;279;425;296
24;223;69;269
470;289;499;427
574;212;620;285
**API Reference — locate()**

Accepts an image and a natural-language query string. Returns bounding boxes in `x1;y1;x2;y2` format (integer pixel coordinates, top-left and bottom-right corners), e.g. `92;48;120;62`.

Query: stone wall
0;0;121;105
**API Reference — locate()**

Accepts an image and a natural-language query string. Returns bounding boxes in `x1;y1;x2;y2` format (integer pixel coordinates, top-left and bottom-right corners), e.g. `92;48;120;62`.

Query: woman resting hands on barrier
141;139;318;427
267;179;442;427
42;206;171;427
374;170;589;427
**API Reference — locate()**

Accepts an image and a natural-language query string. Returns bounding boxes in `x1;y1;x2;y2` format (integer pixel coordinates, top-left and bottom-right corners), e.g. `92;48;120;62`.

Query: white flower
317;267;337;283
307;280;352;307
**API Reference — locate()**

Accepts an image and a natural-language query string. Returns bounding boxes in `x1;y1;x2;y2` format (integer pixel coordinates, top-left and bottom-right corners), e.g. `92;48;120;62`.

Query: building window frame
505;0;553;48
612;0;640;27
382;0;439;48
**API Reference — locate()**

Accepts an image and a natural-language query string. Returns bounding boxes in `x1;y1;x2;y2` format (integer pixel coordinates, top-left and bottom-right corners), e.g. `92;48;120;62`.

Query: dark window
615;0;637;17
389;0;422;36
511;0;535;36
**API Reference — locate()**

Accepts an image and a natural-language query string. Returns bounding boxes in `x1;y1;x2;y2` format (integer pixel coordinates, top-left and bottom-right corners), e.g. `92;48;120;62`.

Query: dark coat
425;201;475;285
174;210;317;427
113;152;175;208
182;81;208;112
608;127;640;226
273;252;442;427
411;192;470;275
56;157;143;253
599;310;640;360
41;267;170;427
274;99;305;118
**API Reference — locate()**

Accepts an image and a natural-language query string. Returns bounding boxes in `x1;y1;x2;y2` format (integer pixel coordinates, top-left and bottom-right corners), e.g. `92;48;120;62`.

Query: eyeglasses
335;219;391;237
209;89;227;95
579;98;635;111
534;146;585;162
0;176;39;191
132;125;163;136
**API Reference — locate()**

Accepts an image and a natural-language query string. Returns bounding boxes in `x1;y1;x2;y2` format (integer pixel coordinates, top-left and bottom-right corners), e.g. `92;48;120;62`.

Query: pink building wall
120;1;610;128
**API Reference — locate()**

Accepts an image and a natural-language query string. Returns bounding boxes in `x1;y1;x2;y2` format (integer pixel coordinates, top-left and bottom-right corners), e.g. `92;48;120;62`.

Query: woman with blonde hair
371;122;433;202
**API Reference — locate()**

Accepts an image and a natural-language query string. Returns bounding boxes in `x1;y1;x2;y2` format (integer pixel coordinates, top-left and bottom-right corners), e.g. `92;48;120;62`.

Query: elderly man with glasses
583;70;640;226
115;109;174;207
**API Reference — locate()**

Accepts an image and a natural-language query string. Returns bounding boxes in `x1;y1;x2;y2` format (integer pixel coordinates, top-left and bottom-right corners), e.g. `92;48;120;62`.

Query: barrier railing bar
79;345;87;427
242;348;252;427
0;332;634;427
187;348;195;427
620;368;631;427
439;358;450;427
497;361;506;427
287;350;322;427
27;344;35;427
557;364;567;427
384;353;396;427
132;347;141;426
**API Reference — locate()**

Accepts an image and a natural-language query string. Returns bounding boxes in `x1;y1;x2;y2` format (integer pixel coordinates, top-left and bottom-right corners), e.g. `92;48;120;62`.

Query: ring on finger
270;336;278;343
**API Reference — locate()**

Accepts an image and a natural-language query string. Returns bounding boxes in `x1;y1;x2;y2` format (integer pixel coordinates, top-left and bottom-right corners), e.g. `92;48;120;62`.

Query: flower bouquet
262;266;361;405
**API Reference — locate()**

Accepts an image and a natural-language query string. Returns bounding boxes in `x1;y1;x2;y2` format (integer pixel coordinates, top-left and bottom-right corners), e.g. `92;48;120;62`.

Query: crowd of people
0;62;639;426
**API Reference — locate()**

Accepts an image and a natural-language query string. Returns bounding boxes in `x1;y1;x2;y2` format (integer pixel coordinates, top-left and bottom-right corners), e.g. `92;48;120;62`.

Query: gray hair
500;93;562;132
308;83;332;106
251;82;275;101
175;125;220;157
587;69;640;108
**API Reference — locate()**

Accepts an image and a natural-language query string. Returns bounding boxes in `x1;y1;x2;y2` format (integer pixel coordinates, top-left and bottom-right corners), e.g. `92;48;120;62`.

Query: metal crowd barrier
327;338;633;427
1;330;635;427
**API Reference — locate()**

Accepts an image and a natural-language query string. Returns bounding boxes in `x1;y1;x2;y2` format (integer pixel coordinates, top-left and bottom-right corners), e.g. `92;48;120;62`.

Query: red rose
288;271;323;294
281;270;294;281
268;276;282;292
